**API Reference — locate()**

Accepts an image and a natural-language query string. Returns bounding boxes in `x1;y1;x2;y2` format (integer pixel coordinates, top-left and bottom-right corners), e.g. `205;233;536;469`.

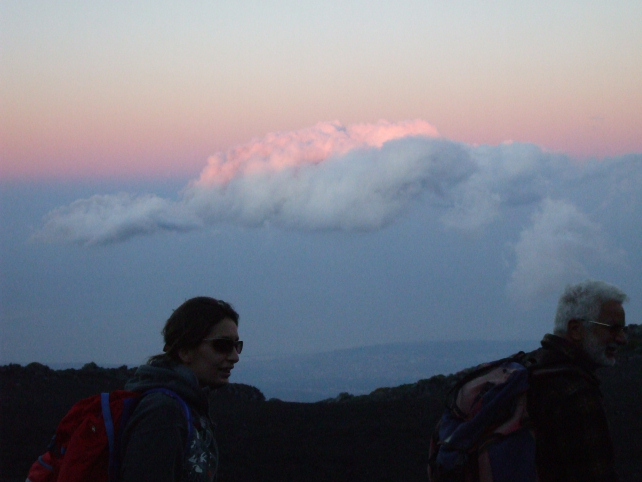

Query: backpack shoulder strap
141;388;194;451
102;391;151;482
518;348;584;377
105;388;194;482
101;393;116;463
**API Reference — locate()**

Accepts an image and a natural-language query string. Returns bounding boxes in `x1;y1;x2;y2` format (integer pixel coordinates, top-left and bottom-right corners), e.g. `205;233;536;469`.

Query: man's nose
614;329;628;345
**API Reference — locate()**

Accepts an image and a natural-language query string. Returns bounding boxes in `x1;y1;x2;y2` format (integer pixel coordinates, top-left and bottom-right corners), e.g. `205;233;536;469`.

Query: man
525;279;628;481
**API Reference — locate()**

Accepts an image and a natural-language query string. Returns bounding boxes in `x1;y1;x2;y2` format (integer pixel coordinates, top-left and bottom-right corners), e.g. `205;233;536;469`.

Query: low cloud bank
33;119;641;300
507;198;609;302
34;192;202;246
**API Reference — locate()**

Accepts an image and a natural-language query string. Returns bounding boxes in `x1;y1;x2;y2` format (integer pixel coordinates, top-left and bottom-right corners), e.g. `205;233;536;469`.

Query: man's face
582;300;627;367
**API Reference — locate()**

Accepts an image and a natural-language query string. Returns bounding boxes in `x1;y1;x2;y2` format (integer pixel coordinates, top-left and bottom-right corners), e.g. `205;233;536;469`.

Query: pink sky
2;1;641;181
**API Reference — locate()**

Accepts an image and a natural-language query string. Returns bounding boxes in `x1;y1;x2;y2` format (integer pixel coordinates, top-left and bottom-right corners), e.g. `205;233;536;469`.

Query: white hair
553;279;628;335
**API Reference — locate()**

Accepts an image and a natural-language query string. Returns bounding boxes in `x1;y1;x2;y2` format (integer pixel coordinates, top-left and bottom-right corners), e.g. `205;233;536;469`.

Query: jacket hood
125;359;209;411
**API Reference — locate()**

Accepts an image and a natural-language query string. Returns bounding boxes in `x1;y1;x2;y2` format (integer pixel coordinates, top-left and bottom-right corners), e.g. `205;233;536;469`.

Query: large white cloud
31;120;641;303
34;120;571;245
185;135;478;230
27;121;642;302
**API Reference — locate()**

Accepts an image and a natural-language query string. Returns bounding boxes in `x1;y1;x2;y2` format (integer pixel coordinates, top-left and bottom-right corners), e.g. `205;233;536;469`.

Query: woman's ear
566;319;585;343
178;347;193;365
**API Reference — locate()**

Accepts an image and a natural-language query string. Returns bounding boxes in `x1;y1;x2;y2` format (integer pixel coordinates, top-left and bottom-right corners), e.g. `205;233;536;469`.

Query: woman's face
180;318;240;387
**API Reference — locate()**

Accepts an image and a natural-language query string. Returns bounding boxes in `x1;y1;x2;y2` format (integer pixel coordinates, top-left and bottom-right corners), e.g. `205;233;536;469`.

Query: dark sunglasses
202;337;243;354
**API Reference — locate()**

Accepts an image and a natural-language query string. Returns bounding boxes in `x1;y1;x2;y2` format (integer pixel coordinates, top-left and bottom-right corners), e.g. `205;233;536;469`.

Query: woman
118;296;242;482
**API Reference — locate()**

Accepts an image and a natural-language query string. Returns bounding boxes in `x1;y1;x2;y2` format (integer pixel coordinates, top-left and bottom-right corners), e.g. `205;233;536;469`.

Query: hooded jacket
118;359;218;482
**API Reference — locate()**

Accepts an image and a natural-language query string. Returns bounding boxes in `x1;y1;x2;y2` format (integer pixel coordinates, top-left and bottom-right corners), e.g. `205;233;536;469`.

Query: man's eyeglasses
202;337;243;354
585;320;627;336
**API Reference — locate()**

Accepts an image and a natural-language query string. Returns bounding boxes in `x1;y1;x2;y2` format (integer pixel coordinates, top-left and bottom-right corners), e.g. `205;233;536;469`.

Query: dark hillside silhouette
2;328;641;481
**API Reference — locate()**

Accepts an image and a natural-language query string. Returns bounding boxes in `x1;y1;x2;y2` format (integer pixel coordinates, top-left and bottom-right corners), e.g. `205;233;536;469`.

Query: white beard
583;328;617;367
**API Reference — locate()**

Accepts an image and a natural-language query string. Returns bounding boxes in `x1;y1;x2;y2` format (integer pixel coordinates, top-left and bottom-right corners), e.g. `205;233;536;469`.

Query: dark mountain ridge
2;329;641;481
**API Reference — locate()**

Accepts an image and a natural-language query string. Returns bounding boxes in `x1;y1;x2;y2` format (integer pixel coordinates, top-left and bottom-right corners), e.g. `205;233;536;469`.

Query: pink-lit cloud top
195;120;439;186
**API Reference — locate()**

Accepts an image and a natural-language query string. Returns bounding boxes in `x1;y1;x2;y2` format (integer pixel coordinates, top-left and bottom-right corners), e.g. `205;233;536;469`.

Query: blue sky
1;2;641;367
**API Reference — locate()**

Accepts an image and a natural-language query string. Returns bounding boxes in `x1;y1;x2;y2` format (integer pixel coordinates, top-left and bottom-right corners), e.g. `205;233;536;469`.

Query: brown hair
149;296;239;364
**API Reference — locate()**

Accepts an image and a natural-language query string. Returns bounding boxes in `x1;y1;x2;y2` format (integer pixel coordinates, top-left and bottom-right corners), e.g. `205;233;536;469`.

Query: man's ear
566;319;585;343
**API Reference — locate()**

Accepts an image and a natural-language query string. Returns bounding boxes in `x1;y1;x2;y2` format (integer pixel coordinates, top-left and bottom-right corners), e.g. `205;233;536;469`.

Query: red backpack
26;388;191;482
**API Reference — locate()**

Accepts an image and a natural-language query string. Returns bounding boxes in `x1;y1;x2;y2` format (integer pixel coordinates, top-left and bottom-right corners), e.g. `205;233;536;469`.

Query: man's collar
541;333;601;373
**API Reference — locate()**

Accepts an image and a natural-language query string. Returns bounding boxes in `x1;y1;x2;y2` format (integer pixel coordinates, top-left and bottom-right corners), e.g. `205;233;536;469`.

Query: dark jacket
524;334;617;482
118;360;218;482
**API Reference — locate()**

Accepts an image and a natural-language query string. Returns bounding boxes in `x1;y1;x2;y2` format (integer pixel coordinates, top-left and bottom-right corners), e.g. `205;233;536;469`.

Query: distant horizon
7;337;545;369
6;338;545;402
5;332;639;402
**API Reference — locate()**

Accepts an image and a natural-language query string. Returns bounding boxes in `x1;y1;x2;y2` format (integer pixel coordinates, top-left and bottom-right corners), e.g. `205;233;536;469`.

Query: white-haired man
525;279;628;481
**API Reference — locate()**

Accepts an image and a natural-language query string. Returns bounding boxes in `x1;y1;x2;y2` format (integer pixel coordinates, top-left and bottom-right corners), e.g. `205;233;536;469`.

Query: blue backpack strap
142;388;194;453
101;393;117;477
